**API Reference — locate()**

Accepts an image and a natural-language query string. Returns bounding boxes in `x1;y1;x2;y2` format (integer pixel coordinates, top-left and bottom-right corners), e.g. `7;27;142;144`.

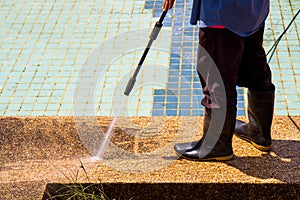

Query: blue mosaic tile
166;95;178;102
166;109;177;116
154;89;165;95
275;109;288;115
237;109;246;116
166;103;177;109
168;76;179;82
192;109;204;116
237;95;244;101
179;103;191;109
180;89;192;95
154;95;165;102
237;101;245;108
167;83;179;89
179;109;191;116
288;109;300;115
180;95;191;102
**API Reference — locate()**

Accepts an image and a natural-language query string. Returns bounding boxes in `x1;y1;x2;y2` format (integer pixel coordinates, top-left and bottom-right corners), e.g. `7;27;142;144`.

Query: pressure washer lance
124;10;168;96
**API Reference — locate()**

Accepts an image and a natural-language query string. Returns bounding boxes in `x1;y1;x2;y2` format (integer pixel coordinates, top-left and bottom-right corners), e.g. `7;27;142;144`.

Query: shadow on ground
43;182;299;200
226;139;300;183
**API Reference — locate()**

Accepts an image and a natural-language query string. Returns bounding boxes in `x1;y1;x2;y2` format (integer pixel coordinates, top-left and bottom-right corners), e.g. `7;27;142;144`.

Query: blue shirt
190;0;270;37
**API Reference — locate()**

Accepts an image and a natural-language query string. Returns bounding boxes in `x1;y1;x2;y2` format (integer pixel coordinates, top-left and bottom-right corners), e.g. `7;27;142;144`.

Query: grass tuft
45;160;109;200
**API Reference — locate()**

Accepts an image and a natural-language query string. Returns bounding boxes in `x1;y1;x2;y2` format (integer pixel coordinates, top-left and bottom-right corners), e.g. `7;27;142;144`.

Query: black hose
267;9;300;63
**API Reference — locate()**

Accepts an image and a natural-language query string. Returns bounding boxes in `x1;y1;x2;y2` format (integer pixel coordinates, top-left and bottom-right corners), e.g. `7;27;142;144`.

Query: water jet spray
93;11;168;160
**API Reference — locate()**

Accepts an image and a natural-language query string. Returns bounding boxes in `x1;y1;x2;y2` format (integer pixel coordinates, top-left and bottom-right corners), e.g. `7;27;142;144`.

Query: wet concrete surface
0;116;299;199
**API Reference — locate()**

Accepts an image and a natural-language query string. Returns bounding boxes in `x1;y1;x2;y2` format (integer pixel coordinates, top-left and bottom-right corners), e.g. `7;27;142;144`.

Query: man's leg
174;28;244;160
235;25;275;151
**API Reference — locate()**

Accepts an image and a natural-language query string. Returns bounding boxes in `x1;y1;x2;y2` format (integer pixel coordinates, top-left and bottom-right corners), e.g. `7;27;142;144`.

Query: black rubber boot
173;141;198;155
173;111;210;154
234;88;275;151
174;107;236;161
173;105;215;154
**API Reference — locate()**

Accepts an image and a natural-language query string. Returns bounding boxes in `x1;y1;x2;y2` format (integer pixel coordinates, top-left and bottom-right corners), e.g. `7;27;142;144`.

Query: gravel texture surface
0;116;299;199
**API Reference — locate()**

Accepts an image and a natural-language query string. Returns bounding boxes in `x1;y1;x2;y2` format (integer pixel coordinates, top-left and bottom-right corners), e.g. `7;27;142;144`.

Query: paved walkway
0;0;299;117
0;116;299;199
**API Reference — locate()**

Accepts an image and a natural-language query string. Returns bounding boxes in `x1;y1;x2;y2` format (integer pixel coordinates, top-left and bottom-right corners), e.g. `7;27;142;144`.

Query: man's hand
162;0;175;11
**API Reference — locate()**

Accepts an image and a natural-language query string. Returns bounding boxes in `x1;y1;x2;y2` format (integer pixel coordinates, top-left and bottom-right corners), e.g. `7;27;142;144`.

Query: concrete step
0;116;299;199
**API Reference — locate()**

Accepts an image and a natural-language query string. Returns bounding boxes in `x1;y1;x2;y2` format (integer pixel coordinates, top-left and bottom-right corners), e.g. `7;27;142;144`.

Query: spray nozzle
124;77;136;96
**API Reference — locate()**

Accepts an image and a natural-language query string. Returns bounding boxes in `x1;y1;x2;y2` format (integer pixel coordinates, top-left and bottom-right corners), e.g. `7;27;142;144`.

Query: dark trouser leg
197;28;244;108
236;25;274;92
235;25;275;151
174;28;243;160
